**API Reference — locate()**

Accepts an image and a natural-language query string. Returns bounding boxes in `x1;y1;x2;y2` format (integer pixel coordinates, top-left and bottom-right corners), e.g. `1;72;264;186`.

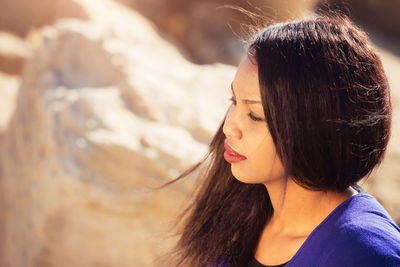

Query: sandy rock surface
0;0;234;266
117;0;319;64
0;32;31;75
0;0;88;36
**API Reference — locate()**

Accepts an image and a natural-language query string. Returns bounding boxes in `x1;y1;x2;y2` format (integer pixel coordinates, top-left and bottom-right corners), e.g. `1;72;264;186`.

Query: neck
264;178;358;237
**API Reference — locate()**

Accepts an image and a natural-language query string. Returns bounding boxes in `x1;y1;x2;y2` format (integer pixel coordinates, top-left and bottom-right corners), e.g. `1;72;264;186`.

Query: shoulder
288;193;400;266
319;224;400;266
318;194;400;266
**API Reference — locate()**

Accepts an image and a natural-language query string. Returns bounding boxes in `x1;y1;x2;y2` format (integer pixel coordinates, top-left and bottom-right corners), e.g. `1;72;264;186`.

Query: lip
224;141;247;163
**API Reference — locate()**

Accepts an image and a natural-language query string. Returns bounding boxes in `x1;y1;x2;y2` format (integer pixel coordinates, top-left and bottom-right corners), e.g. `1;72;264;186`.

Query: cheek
251;152;284;182
232;127;285;183
249;127;285;178
244;124;275;160
249;140;282;179
231;146;284;184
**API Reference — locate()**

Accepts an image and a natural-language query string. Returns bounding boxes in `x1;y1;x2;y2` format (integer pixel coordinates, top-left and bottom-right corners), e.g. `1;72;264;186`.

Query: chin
231;165;283;185
231;167;263;184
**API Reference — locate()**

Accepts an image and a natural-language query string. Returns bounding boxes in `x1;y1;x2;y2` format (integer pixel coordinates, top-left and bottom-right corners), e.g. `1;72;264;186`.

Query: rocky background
0;0;399;266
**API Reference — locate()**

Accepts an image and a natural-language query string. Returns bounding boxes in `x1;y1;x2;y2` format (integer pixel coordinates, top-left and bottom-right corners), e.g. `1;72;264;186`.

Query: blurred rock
317;0;400;44
0;73;19;133
0;0;234;266
0;0;89;37
0;32;31;75
117;0;319;64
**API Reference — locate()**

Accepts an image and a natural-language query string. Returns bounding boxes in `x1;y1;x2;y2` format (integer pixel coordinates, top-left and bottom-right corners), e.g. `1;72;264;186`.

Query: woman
159;15;400;266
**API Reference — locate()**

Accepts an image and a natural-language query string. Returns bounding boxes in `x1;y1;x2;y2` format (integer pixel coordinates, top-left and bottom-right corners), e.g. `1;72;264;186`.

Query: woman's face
223;57;285;184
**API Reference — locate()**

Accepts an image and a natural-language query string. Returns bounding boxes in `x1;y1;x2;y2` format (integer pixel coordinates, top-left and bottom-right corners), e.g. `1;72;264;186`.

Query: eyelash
228;97;263;122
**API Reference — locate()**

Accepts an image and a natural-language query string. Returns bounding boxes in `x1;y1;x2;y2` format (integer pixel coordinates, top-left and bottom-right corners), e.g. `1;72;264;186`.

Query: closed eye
228;96;263;122
248;112;263;121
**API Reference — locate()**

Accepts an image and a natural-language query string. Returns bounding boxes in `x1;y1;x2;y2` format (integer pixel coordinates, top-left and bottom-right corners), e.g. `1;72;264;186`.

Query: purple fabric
284;192;400;266
219;191;400;266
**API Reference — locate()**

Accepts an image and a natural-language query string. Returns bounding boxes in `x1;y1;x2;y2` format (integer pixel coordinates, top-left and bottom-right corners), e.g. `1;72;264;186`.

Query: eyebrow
230;82;262;104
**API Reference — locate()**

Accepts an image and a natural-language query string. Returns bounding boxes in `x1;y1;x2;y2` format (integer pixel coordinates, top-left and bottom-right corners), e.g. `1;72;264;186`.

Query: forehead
232;58;260;98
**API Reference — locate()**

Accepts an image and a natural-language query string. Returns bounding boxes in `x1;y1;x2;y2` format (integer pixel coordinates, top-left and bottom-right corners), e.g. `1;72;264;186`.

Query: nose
223;107;242;139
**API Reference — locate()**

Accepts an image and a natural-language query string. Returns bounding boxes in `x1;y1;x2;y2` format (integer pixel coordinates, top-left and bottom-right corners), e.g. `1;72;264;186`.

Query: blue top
219;185;400;266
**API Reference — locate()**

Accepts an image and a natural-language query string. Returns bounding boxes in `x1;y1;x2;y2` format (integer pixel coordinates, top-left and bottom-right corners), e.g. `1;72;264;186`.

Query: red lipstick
224;141;247;163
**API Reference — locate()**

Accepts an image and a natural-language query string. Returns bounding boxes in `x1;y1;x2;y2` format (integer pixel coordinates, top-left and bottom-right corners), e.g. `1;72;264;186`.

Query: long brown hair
157;15;391;267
